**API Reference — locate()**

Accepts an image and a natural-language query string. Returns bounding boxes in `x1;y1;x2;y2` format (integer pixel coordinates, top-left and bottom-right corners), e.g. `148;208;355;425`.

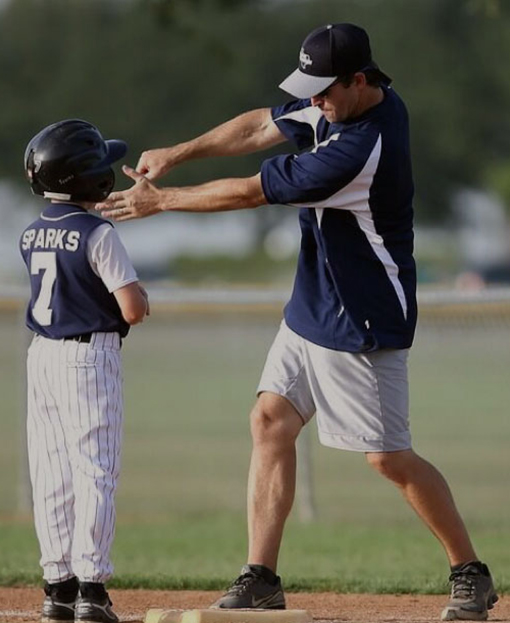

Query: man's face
310;74;363;123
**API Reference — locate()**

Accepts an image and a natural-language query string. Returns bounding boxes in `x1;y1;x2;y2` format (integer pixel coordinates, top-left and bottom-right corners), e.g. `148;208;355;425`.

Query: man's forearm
97;160;270;221
176;109;287;164
157;174;267;213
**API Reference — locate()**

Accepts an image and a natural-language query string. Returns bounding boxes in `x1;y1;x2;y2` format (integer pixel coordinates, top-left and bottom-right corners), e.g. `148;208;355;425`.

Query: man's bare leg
247;392;304;571
210;392;302;609
366;449;476;564
366;449;498;620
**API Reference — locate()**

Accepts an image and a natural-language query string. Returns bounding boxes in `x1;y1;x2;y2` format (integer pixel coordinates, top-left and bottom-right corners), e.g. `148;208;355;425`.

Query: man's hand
96;165;163;221
136;147;182;181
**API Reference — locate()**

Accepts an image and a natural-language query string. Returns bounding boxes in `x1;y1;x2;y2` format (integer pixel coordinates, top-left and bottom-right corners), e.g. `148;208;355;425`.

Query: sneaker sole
75;614;118;623
211;606;287;611
211;593;286;610
441;592;499;621
41;613;75;623
441;608;489;621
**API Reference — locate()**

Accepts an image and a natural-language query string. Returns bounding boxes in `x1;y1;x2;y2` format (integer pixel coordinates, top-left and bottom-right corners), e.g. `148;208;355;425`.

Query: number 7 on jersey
30;251;57;326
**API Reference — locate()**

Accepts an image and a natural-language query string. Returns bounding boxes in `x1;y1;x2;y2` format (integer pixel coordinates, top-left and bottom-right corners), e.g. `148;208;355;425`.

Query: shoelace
449;571;477;599
227;572;260;595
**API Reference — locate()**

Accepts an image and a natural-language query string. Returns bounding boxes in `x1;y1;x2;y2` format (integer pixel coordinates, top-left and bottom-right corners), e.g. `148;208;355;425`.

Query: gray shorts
257;321;412;452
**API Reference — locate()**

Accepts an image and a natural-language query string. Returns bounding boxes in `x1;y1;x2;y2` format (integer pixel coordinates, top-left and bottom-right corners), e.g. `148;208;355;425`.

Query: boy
20;119;149;623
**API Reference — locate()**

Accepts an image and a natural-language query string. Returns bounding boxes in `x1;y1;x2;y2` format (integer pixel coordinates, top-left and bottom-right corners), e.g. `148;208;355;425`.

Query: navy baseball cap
279;23;392;99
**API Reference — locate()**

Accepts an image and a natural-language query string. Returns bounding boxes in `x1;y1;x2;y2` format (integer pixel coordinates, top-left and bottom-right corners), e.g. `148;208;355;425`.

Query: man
97;23;497;621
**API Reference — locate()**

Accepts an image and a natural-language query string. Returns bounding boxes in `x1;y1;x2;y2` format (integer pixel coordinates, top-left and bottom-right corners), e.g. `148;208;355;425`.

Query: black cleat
211;565;286;609
441;562;498;621
75;582;119;623
41;577;79;623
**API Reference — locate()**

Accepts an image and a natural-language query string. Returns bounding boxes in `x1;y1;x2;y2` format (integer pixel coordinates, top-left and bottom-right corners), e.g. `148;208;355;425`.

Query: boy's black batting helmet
24;119;127;202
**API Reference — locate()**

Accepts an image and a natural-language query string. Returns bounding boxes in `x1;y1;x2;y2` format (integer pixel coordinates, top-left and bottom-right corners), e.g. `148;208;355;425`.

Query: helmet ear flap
25;148;44;196
90;168;115;201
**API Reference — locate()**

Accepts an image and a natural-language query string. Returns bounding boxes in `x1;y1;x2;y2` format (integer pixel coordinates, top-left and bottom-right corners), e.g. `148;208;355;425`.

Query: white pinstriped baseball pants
26;332;123;583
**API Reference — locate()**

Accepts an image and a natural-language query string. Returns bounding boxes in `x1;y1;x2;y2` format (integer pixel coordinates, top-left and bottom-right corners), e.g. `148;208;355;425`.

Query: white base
145;608;313;623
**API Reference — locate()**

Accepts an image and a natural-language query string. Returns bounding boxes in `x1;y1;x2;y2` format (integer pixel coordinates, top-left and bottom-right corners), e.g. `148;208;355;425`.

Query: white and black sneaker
41;577;79;623
75;582;119;623
211;565;286;609
441;561;498;621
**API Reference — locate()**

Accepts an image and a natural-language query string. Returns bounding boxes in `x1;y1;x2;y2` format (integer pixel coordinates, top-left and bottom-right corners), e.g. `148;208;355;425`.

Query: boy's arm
113;282;149;325
87;222;149;324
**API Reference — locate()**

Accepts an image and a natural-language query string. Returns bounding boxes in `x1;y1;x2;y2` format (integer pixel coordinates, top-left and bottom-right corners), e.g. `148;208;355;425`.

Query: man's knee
250;393;302;445
366;449;416;484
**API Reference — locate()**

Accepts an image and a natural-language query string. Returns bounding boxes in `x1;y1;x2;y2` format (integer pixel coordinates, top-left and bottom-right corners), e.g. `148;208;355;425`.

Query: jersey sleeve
261;124;381;207
87;223;139;293
271;99;322;150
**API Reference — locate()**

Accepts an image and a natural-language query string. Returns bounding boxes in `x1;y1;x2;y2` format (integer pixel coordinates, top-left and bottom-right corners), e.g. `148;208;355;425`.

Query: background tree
1;0;510;222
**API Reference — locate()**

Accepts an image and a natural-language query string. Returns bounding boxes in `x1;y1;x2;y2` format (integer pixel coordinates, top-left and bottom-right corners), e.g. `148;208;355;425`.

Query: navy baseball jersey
261;86;417;352
20;203;130;339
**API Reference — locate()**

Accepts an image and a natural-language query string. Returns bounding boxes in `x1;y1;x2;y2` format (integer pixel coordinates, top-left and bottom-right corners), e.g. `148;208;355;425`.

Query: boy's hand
138;284;150;317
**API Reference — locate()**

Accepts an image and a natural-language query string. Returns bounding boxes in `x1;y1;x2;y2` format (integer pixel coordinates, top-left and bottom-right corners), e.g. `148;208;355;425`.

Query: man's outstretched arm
137;108;287;180
96;168;268;221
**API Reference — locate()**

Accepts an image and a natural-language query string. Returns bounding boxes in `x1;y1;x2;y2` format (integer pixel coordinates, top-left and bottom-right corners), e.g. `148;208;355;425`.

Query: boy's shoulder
31;204;112;229
19;206;115;257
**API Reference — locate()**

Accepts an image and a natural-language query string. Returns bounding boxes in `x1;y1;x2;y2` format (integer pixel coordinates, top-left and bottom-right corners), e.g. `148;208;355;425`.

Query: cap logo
299;47;313;69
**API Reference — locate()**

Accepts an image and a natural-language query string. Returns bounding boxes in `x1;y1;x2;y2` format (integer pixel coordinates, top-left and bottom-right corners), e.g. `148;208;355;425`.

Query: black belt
65;333;92;343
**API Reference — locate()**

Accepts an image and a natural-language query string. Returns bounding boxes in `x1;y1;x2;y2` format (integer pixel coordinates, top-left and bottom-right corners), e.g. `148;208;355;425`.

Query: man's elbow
242;175;268;209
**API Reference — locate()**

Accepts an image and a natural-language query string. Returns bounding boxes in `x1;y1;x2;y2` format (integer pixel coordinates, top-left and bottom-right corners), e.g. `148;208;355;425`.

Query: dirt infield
0;588;508;623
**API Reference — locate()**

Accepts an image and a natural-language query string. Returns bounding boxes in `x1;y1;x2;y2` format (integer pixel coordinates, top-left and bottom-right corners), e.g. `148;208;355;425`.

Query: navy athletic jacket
260;86;417;352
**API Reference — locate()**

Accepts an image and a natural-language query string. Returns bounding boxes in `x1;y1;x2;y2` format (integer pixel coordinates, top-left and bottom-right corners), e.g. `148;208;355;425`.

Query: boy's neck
50;199;91;211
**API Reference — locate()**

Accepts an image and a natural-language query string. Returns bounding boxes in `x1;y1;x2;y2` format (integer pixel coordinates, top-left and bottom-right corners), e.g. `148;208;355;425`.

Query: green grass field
0;306;509;593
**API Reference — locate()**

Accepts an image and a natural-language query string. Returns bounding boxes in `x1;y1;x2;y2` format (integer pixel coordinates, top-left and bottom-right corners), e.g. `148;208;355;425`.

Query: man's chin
321;111;336;123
